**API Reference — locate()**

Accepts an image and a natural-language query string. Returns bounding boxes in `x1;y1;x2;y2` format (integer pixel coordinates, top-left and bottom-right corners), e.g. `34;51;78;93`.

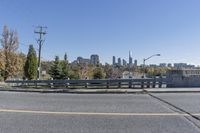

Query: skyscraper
112;56;116;66
123;59;127;66
129;51;133;65
134;59;137;67
118;58;122;66
90;54;99;65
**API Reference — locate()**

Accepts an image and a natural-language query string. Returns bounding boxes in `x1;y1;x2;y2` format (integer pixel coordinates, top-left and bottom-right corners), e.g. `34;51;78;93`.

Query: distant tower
129;51;133;65
64;53;68;62
134;59;137;67
118;58;122;66
123;59;127;66
112;56;116;66
90;54;100;65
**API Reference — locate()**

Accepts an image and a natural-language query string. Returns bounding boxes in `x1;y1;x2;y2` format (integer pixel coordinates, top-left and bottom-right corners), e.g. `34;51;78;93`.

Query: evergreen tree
24;45;37;80
49;56;63;79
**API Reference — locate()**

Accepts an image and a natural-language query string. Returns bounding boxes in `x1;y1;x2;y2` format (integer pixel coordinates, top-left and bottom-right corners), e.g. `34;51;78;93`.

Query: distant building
167;63;172;67
149;64;157;67
71;60;78;65
159;63;167;67
187;64;195;69
129;51;133;65
174;63;195;69
90;54;99;65
112;56;116;66
118;58;122;66
77;57;90;64
122;59;127;66
174;63;187;69
134;60;137;67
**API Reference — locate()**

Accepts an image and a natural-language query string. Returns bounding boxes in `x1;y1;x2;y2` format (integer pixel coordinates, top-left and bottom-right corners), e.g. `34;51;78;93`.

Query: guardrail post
152;77;156;88
107;81;109;89
35;81;37;88
65;80;68;88
129;80;132;88
141;78;144;88
147;80;150;88
159;76;162;88
85;81;88;88
50;78;53;88
118;81;121;88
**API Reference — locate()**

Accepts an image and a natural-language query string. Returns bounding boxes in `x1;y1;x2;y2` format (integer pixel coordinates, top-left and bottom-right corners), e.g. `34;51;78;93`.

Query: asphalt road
0;92;200;133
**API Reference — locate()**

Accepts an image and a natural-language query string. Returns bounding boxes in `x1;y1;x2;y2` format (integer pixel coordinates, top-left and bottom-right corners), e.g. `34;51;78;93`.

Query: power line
34;26;47;80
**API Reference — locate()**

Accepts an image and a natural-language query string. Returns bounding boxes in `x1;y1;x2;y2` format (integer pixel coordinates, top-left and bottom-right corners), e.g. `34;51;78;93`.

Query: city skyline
70;53;196;68
1;0;200;65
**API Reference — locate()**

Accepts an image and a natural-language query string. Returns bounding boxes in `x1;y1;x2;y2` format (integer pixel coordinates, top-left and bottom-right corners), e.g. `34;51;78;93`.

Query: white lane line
0;109;200;116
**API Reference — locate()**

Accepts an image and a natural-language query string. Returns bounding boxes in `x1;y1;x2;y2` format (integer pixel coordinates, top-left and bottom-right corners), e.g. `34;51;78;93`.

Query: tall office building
123;59;127;66
134;59;137;67
118;58;122;66
112;56;116;66
90;54;99;65
129;51;133;65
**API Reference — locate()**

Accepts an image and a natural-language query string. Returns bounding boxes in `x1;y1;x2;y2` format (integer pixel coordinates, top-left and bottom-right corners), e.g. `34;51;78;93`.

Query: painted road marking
0;109;200;116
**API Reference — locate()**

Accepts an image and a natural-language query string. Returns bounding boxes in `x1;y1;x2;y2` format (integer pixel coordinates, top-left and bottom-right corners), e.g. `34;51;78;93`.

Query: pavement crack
144;90;200;130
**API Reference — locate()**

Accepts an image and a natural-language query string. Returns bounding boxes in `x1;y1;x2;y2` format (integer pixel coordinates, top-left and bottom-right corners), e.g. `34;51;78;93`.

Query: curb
1;87;200;94
0;88;144;94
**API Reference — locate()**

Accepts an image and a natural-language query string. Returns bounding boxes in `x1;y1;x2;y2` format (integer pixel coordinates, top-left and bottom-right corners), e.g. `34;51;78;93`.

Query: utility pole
34;26;47;80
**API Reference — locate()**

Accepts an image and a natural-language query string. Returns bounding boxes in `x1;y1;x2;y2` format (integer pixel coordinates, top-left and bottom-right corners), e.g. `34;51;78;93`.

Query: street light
143;54;161;77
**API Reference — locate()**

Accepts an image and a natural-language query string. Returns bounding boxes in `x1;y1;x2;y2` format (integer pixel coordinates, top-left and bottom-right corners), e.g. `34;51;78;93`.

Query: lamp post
143;54;161;78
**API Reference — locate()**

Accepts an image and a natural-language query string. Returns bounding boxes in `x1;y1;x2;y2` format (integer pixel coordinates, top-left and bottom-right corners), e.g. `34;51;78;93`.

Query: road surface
0;91;200;133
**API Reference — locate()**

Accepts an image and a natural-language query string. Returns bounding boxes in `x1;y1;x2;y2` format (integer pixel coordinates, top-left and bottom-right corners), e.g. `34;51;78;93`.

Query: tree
104;63;114;79
0;49;4;71
41;60;54;79
49;56;63;79
92;67;105;79
24;45;37;80
69;65;80;79
0;25;20;80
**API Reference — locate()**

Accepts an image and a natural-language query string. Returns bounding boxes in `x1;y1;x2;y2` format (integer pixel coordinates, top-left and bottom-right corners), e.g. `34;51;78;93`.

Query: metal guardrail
5;77;167;89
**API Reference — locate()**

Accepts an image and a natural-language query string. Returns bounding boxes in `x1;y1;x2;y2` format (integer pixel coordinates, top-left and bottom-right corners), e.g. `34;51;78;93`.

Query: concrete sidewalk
1;87;200;93
144;88;200;93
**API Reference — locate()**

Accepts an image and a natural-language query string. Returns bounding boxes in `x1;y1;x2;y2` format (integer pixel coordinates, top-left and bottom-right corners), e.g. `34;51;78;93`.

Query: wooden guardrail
5;77;167;89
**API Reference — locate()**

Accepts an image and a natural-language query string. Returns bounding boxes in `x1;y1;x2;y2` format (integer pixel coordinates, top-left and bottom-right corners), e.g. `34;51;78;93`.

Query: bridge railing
5;77;167;89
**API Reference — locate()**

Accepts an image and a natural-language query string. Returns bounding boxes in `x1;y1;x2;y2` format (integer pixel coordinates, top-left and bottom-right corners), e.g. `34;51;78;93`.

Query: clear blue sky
1;0;200;65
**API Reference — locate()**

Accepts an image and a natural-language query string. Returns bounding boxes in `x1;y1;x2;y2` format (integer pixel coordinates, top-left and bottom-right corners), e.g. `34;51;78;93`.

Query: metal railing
5;77;167;89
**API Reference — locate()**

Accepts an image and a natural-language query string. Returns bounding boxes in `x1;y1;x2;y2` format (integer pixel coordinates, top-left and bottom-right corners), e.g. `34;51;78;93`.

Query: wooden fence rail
5;77;167;89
